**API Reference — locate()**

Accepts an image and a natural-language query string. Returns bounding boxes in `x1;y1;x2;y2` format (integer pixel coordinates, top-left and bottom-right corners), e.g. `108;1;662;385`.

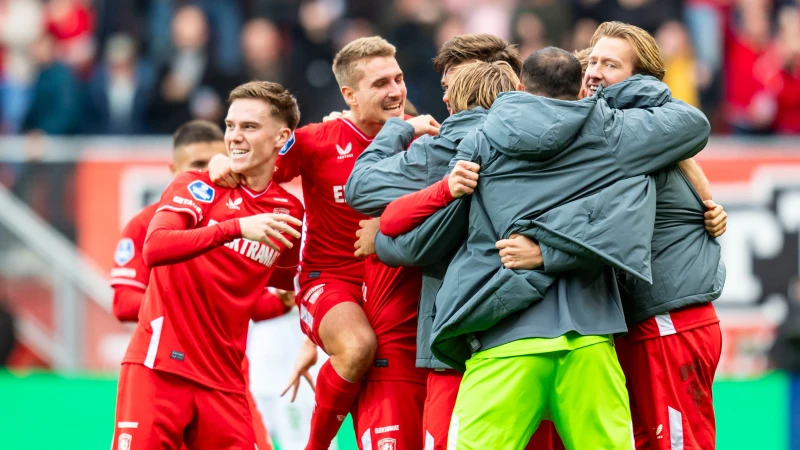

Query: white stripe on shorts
669;406;684;450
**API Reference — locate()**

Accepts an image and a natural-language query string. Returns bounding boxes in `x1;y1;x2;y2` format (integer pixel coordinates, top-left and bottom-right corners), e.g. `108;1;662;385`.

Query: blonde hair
228;81;300;130
333;36;396;88
590;21;665;81
448;61;520;114
574;47;592;75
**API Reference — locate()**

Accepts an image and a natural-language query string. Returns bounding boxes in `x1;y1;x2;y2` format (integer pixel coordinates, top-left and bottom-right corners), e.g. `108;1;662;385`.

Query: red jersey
123;171;303;393
109;203;158;321
273;117;372;284
362;255;427;384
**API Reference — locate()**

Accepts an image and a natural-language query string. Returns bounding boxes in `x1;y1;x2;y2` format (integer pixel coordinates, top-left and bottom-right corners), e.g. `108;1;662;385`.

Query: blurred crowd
0;0;798;135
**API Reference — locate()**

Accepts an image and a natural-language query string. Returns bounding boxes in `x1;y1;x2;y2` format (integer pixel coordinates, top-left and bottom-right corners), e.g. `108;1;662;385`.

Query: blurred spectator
574;0;681;35
22;33;82;135
768;5;800;133
148;5;229;133
512;10;547;59
44;0;96;75
283;0;347;125
513;0;572;49
239;18;286;84
148;0;243;74
84;33;157;134
388;0;443;116
657;21;701;108
567;17;600;52
0;0;45;134
724;0;777;134
0;0;797;135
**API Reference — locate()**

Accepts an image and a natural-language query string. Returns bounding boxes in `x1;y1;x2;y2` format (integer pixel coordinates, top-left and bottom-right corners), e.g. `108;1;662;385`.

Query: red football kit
276;116;431;449
353;256;428;450
112;171;302;450
273;117;372;347
616;302;721;450
109;198;287;450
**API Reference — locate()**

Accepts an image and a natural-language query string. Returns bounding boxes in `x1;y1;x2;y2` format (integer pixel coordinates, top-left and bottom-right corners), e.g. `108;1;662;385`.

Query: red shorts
242;356;273;450
296;273;363;351
616;322;722;450
421;369;563;450
352;380;426;450
112;363;255;450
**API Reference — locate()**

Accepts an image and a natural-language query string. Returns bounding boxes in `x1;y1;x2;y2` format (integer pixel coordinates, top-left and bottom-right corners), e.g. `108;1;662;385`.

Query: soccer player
111;81;304;450
583;22;726;449
109;119;288;450
209;37;439;449
346;34;562;450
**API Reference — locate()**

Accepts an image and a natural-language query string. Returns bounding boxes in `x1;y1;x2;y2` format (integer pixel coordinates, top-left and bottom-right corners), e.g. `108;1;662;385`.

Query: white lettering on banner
209;220;281;267
333;185;346;203
375;425;400;434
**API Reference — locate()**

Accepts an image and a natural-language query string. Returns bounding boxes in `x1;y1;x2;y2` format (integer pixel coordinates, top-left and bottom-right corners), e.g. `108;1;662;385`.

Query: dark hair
229;81;301;130
521;47;582;100
433;34;522;75
173;120;224;149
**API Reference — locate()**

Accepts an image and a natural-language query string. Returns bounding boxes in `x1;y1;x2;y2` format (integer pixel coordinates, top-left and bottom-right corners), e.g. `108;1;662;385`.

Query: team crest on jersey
377;438;396;450
114;238;134;266
187;180;215;203
273;207;291;215
279;132;296;155
118;433;132;450
337;142;353;160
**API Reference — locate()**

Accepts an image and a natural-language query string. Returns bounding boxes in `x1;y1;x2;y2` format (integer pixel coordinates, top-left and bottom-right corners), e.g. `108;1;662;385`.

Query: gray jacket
346;108;489;369
619;166;726;324
431;76;711;370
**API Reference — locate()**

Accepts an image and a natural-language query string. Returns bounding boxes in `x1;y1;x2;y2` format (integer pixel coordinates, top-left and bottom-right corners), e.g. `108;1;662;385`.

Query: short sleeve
156;172;219;227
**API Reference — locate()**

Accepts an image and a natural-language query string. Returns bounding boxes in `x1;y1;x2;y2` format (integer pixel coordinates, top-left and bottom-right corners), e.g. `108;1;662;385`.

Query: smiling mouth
231;148;250;156
382;102;402;113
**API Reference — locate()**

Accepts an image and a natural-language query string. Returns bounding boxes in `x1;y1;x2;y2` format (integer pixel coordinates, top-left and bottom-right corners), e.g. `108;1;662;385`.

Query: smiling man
584;22;726;450
209;36;439;450
111;81;304;450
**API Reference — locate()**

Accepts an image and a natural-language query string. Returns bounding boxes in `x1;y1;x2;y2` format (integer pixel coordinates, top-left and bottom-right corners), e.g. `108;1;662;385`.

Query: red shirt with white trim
626;302;719;343
109;203;158;321
123;171;303;393
110;203;157;291
273;117;373;284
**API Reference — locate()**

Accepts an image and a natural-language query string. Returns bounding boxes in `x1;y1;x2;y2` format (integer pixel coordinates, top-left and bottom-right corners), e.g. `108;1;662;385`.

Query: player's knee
339;331;377;373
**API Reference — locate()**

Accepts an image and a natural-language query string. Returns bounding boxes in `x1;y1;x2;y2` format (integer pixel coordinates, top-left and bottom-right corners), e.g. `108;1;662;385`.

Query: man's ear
275;127;292;148
341;86;357;107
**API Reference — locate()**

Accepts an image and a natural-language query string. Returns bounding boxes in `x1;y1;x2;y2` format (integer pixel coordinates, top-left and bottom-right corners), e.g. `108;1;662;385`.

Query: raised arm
609;99;710;177
345;117;439;216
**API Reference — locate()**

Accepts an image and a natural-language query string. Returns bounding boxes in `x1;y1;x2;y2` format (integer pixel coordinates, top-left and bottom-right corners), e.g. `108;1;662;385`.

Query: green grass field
0;371;788;449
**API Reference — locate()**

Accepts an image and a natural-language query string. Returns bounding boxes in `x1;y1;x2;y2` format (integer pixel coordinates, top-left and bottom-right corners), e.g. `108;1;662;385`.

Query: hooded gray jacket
343;108;647;369
430;76;711;369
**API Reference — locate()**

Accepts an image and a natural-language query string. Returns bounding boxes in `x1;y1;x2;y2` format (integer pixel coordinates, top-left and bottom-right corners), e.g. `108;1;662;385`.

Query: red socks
305;360;361;449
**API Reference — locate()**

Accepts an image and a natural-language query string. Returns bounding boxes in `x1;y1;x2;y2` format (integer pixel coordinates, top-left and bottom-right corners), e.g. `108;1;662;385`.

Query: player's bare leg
306;302;377;449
